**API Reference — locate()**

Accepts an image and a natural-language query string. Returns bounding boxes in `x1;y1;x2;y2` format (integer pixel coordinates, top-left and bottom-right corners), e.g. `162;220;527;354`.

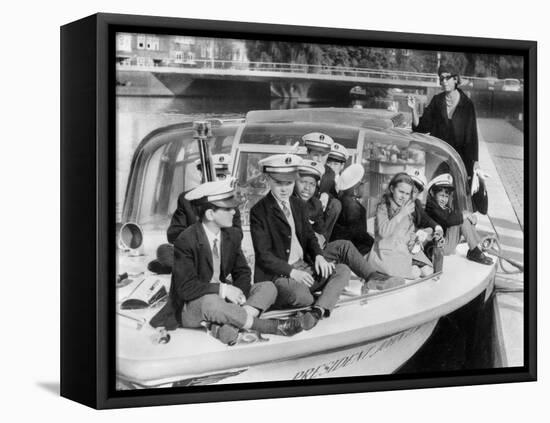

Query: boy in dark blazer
150;180;302;344
250;154;351;330
302;132;342;241
148;155;240;274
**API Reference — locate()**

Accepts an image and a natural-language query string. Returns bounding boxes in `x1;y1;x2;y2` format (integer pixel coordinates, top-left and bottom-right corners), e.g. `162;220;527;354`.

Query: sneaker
299;307;324;331
275;316;303;336
466;247;494;265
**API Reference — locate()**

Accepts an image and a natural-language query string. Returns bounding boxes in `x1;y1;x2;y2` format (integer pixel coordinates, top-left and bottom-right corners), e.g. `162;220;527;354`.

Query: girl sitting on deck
366;172;434;280
425;174;493;265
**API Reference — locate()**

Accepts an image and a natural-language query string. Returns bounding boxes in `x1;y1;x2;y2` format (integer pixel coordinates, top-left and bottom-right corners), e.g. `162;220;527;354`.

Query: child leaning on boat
424;174;493;265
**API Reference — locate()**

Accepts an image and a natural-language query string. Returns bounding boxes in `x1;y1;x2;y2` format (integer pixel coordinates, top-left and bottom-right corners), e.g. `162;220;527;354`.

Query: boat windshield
240;123;360;149
123;125;238;231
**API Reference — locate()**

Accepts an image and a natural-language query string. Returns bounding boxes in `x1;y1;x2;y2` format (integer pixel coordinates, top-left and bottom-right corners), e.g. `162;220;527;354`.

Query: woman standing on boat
407;65;479;179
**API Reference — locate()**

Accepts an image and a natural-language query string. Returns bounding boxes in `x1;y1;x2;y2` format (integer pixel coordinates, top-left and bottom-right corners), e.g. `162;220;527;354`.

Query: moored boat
116;107;496;389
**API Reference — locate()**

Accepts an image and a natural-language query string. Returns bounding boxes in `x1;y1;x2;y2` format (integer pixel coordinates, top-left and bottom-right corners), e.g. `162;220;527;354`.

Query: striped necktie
281;201;291;219
212;238;221;283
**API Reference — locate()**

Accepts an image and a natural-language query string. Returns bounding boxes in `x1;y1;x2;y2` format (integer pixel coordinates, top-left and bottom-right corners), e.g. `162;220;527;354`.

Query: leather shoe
299;307;324;330
275;317;303;336
467;247;493;265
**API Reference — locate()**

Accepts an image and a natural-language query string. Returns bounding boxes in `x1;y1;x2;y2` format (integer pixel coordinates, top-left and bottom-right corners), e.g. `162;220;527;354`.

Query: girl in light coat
366;172;433;279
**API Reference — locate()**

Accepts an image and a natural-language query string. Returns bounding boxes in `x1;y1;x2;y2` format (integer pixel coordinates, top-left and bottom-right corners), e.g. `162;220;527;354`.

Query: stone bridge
117;60;441;102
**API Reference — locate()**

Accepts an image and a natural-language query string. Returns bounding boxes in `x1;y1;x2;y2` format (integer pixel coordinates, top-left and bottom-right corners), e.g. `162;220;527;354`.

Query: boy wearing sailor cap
167;154;241;245
250;154;351;330
407;169;444;239
302;132;342;240
425;174;493;265
295;160;383;286
150;179;302;344
149;155;241;275
326;142;348;179
294;159;328;242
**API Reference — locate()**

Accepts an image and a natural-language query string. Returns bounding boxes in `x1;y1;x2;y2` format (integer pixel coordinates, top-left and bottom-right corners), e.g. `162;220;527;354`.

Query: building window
146;36;160;51
137;35;146;50
116;34;132;52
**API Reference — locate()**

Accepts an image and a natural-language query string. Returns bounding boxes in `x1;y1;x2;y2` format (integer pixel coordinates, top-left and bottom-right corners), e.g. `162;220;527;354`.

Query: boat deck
116;244;496;386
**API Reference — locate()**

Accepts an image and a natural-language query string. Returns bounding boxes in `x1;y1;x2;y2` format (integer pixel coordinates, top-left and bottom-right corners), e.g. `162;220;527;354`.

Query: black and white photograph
8;0;547;419
114;29;528;390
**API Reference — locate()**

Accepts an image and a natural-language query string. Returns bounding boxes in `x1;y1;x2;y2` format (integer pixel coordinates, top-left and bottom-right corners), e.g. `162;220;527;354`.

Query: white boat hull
116;244;495;389
218;320;437;385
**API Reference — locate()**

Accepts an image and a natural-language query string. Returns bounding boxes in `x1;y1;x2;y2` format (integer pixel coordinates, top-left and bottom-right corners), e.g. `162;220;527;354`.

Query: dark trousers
323;239;375;281
324;198;342;240
273;260;350;313
180;282;277;328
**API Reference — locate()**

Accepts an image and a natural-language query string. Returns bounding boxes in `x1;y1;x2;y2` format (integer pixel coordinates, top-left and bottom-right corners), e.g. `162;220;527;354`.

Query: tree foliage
244;40;523;78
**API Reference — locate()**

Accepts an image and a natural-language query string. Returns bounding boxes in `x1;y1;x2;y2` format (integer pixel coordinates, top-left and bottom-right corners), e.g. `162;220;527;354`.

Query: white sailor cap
195;154;232;173
336;164;365;192
327;143;348;163
184;179;240;208
297;159;325;180
407;169;428;192
302;132;334;153
427;173;455;193
259;154;302;182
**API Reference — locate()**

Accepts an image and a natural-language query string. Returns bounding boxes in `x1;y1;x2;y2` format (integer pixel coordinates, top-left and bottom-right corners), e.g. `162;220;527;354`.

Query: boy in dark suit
302;132;342;241
150;179;302;344
148;155;240;274
250;154;351;330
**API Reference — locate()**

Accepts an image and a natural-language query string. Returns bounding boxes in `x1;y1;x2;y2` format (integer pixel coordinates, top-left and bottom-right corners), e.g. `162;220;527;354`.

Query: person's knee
200;295;224;315
254;281;278;302
333;263;351;278
276;282;313;307
421;266;434;277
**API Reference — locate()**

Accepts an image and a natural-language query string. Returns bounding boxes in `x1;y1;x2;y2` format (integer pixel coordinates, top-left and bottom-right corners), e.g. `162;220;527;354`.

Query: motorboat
116;107;496;389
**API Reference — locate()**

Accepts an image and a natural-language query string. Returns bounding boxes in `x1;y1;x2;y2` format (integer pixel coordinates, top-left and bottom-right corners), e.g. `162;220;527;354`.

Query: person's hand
315;255;335;279
407;95;417;110
290;269;315;287
415;229;429;243
320;193;329;211
434;225;444;240
399;200;415;217
463;211;477;225
224;285;246;305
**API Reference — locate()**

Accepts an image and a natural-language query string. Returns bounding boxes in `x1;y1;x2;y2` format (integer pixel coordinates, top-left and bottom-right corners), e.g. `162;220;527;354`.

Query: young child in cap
148;154;241;275
425;174;493;265
302;132;342;240
250;153;351;330
407;169;444;243
150;179;302;344
326;143;348;181
294;160;384;287
167;154;241;244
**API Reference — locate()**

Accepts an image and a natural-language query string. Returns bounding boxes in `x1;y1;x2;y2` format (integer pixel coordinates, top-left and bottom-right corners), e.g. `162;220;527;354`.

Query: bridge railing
117;57;440;83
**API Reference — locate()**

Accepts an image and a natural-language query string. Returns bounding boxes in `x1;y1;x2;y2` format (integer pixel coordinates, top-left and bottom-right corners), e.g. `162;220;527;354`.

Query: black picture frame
60;12;537;409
